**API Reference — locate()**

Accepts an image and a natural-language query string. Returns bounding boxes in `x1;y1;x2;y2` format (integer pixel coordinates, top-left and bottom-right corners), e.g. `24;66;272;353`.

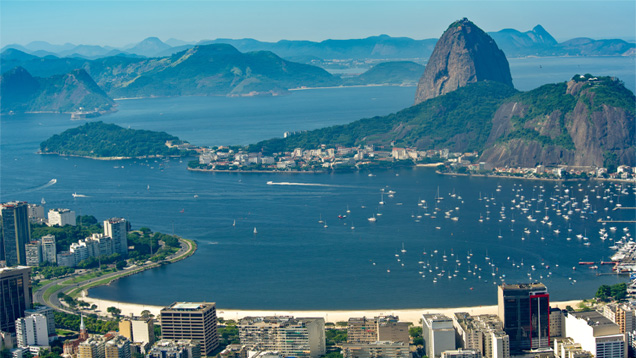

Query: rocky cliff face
414;18;513;105
480;76;635;167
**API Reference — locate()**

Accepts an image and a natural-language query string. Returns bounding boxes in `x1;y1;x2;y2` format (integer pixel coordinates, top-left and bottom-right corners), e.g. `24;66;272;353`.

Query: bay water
1;58;635;309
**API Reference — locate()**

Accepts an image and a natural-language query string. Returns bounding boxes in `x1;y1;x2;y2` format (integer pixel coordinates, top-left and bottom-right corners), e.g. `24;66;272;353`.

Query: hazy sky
1;0;635;47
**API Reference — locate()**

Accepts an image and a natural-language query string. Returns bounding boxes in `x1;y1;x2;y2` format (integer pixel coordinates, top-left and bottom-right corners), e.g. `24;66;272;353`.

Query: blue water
1;81;635;310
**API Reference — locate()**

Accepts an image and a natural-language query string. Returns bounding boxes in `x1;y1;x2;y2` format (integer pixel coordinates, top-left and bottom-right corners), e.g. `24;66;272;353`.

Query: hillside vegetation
40;121;191;158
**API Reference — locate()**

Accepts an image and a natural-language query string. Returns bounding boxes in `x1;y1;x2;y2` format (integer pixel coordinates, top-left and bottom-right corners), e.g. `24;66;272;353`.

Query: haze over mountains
2;24;634;61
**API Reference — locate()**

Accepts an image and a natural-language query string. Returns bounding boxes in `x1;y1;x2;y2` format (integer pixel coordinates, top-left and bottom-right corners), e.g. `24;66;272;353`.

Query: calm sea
1;59;635;309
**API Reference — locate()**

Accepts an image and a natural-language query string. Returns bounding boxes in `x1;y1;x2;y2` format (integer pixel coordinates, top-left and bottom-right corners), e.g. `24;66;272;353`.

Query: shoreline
79;295;582;324
39;152;187;161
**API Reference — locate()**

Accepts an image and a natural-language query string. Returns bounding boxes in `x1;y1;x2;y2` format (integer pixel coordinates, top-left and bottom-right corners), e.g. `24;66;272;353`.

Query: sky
1;0;635;47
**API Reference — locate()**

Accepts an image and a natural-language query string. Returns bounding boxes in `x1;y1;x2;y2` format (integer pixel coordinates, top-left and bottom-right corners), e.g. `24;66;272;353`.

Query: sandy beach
80;292;581;324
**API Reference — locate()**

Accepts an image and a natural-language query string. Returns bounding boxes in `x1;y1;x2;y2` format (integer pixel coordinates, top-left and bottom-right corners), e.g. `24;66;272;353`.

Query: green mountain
249;75;635;168
344;61;425;86
108;44;340;98
40;121;190;158
0;66;114;113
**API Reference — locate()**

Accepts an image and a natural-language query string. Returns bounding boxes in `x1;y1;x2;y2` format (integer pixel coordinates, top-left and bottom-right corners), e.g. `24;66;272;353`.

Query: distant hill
0;66;115;114
344;61;424;86
40;121;190;158
108;44;341;98
125;37;172;57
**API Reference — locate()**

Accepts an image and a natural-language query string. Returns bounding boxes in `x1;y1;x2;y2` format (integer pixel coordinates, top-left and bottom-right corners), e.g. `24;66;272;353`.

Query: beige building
160;302;218;356
340;341;410;358
452;313;509;358
347;316;409;344
238;316;325;358
602;303;635;334
105;335;131;358
119;318;155;345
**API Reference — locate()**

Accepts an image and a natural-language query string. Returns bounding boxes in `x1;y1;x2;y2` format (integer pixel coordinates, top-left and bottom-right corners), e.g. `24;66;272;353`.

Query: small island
40;121;199;159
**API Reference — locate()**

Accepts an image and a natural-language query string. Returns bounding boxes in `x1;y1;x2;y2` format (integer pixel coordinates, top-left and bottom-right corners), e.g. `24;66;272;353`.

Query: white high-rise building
564;310;627;358
25;306;56;342
423;314;456;358
104;218;128;256
47;208;76;227
16;314;49;347
41;235;56;264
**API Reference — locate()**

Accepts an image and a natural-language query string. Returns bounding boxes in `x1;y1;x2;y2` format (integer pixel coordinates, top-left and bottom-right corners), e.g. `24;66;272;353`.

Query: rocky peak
414;18;513;104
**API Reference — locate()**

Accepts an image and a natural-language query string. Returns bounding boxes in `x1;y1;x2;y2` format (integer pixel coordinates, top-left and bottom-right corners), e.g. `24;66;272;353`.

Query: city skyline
1;0;635;48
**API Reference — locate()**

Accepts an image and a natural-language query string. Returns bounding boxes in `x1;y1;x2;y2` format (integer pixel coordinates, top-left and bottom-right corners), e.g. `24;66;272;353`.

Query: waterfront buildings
0;266;32;333
1;201;31;266
340;341;410;358
497;283;550;352
564;310;627;358
57;232;118;267
238;316;325;358
160;302;219;356
104;218;128;256
47;208;76;227
347;316;409;344
422;314;456;358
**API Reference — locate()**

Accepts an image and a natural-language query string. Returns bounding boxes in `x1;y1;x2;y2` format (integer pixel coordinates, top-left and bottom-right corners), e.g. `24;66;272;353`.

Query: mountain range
1;45;425;108
2;25;634;61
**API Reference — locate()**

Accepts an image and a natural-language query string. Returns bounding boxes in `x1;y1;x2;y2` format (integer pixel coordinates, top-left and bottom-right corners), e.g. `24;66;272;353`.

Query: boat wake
266;181;336;187
6;179;57;195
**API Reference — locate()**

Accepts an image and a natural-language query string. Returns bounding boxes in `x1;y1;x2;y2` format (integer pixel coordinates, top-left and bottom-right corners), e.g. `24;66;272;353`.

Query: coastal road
33;237;196;313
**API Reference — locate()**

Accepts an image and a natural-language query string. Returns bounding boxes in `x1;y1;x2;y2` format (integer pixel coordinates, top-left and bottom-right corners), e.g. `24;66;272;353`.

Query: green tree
596;285;611;301
106;306;121;318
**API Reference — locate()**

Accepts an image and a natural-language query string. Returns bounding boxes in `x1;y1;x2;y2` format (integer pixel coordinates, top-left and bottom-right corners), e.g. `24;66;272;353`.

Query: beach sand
80;292;581;324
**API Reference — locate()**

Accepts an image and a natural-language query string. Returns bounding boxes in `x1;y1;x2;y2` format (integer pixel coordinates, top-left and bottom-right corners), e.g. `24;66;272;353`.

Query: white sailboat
232;219;236;227
253;227;258;234
368;214;377;222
